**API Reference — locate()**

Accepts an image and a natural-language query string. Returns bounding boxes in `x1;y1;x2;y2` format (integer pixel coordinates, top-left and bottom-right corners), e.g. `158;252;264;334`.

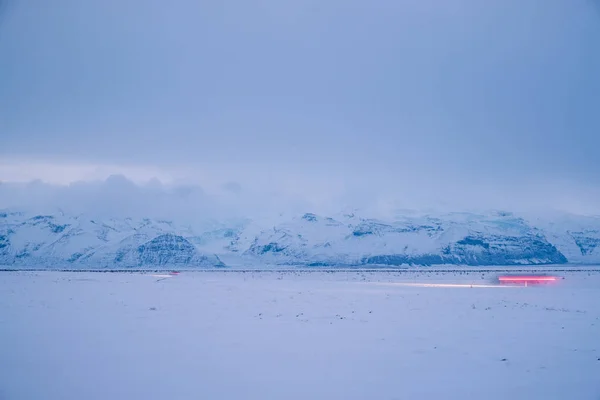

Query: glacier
1;208;600;268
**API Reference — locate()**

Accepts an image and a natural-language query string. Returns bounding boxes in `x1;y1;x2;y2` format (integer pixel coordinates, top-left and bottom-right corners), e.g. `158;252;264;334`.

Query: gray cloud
0;0;599;211
1;174;600;221
0;176;267;223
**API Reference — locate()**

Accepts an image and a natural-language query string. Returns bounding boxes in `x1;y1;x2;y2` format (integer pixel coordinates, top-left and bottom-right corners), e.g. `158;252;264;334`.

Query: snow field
1;270;599;399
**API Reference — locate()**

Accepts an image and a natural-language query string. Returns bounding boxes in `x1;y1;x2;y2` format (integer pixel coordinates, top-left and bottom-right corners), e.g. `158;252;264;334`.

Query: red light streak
498;276;558;283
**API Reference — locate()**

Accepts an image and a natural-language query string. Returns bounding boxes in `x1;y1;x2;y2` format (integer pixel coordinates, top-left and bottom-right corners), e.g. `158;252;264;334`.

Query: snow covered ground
1;270;599;400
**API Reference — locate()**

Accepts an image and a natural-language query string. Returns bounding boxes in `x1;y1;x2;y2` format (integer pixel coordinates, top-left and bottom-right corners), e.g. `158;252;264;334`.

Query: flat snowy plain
1;269;599;400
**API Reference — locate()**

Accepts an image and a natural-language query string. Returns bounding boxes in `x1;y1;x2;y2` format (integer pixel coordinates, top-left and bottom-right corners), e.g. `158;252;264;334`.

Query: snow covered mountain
244;212;570;266
0;211;225;268
1;208;600;268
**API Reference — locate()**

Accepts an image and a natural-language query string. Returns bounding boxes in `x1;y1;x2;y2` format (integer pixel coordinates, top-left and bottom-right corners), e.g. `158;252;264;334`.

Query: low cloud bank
1;173;600;224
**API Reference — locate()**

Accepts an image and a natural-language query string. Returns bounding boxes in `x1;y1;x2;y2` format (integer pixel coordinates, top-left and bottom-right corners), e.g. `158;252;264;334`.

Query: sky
1;0;600;216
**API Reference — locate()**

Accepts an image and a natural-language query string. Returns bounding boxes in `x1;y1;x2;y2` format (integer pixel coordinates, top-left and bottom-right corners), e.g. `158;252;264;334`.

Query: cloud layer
0;175;307;224
2;172;600;223
1;0;599;216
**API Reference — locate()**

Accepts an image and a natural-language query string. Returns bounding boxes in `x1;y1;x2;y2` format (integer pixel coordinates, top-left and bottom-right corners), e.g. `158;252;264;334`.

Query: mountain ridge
1;208;600;268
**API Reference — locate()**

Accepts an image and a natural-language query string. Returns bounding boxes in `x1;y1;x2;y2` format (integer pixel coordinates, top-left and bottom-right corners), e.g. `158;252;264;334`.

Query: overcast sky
1;0;600;214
